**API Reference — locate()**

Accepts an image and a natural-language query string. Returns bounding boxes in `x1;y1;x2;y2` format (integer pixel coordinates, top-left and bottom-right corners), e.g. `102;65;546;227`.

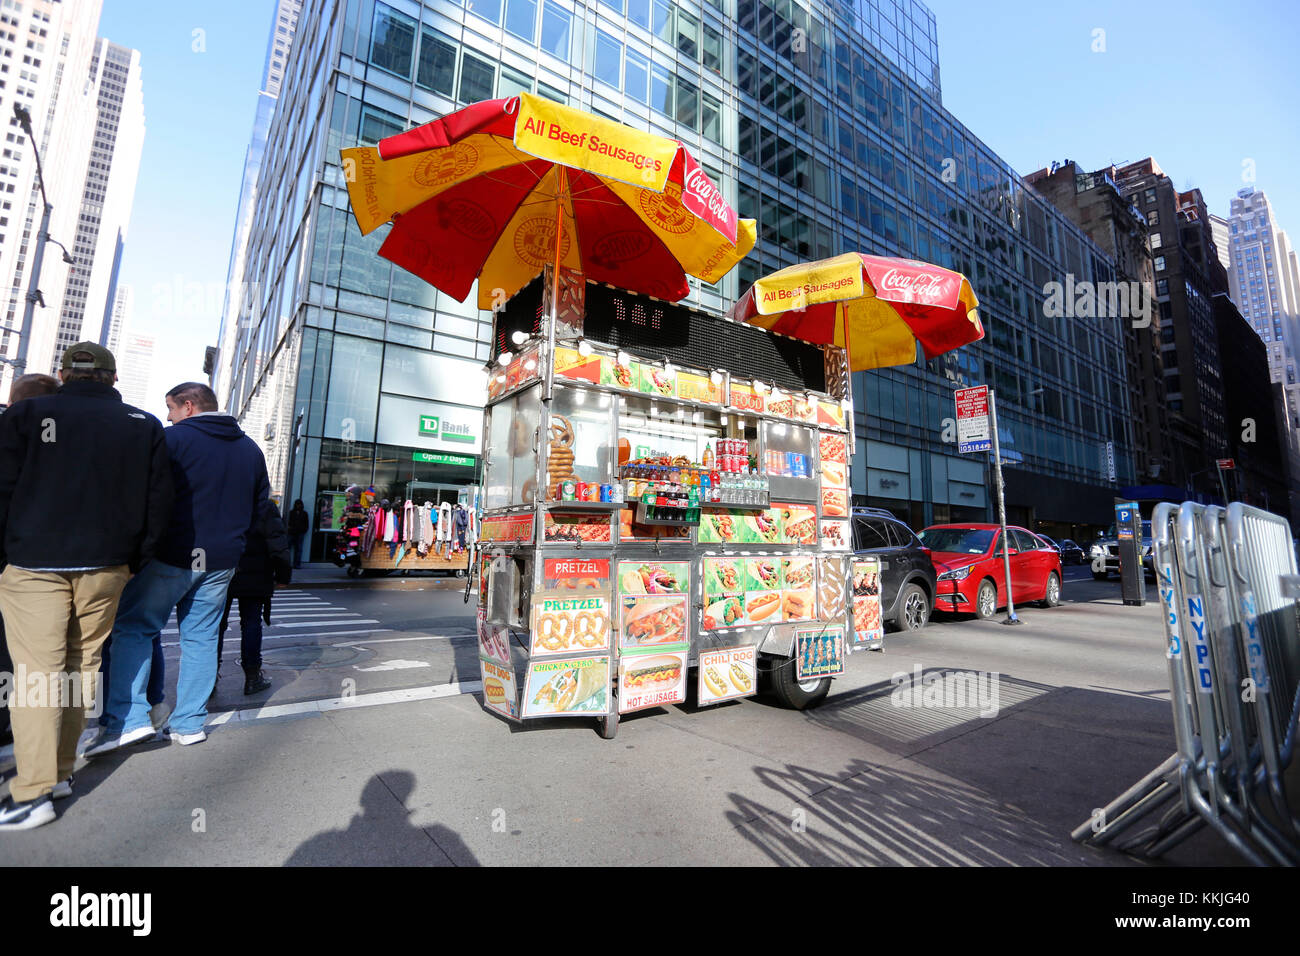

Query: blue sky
95;0;1299;419
99;0;270;419
924;0;1300;231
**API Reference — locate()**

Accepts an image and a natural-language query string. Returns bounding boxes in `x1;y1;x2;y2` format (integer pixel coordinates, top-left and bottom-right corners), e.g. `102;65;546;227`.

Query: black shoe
0;793;55;831
243;670;271;695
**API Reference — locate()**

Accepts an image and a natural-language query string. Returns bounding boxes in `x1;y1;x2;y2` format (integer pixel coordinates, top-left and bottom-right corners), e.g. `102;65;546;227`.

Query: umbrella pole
544;168;566;403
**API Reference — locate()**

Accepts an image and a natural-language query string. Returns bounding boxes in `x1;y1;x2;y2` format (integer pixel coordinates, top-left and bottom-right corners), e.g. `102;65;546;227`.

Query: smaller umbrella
729;252;983;371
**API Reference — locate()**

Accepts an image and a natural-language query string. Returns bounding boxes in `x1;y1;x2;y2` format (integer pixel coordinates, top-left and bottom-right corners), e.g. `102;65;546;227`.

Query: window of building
540;1;571;58
370;2;416;80
1149;232;1161;249
701;90;721;144
1144;188;1156;205
505;0;537;42
675;7;699;59
628;0;651;30
650;63;672;116
415;28;456;96
702;23;721;72
1154;255;1166;272
468;0;503;26
459;50;495;103
624;47;649;103
1156;278;1168;296
498;64;532;98
592;28;621;87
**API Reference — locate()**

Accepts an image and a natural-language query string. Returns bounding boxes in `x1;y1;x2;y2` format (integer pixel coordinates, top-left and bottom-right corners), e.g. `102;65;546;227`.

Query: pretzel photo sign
529;591;612;657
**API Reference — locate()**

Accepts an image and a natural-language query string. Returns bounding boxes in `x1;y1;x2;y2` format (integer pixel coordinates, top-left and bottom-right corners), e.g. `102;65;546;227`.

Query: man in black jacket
0;343;172;831
216;497;291;696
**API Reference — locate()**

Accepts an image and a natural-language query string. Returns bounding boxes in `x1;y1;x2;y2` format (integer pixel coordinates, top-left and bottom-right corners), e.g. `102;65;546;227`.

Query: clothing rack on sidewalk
1071;501;1300;865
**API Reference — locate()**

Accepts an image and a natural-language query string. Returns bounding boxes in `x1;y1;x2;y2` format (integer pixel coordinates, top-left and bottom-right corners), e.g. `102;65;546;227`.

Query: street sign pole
1215;462;1231;505
988;389;1020;625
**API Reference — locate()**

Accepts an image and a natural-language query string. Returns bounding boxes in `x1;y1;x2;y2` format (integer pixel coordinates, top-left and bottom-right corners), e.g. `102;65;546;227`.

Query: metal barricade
1072;501;1300;865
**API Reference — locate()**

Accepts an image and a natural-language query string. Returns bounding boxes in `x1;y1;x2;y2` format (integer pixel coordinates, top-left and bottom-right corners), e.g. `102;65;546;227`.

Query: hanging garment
384;508;398;543
467;506;477;546
403;499;416;545
437;502;452;542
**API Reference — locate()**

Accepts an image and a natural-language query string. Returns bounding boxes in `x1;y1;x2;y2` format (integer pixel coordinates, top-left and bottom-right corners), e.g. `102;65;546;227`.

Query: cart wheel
770;655;831;710
598;707;619;739
456;569;466;578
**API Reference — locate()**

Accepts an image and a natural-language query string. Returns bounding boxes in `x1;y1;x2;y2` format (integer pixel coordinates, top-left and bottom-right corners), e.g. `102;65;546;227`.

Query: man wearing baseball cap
0;342;173;830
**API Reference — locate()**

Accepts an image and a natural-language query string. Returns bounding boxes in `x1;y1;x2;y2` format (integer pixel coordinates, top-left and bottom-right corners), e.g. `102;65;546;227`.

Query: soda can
574;481;587;500
599;483;611;502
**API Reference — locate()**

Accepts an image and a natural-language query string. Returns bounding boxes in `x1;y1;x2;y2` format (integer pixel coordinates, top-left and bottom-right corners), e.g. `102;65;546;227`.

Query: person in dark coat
286;499;309;569
216;497;291;696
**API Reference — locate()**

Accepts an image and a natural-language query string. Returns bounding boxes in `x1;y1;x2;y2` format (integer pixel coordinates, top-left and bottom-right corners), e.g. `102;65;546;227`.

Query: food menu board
544;557;610;590
701;555;817;630
781;557;816;622
479;513;535;544
522;656;610;718
487;346;541;400
543;512;612;544
638;364;676;396
618;650;688;714
819;432;847;468
728;381;765;414
674;371;723;405
819;519;850;551
554;347;606;384
819;556;848;621
618;594;689;651
617;561;688;596
817;399;847;430
601;358;640;390
529;592;612;656
794;625;846;681
698;508;785;545
697;644;757;705
781;504;818;545
851;557;885;650
480;658;519;720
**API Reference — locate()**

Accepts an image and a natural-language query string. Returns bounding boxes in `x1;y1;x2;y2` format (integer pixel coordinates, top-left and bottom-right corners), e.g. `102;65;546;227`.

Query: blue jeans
98;633;164;727
102;561;236;737
289;532;305;568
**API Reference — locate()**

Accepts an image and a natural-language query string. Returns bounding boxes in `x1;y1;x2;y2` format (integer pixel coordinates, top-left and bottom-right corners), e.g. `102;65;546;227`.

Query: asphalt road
8;559;1285;866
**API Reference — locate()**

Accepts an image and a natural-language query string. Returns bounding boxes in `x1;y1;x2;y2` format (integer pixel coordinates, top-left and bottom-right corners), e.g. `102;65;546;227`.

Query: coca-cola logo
876;268;952;302
682;166;736;231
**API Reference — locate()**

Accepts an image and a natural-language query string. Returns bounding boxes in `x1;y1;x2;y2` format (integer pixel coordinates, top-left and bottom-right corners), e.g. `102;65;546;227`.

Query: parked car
920;523;1063;620
850;507;937;632
1058;538;1085;565
1089;521;1155;580
1034;533;1084;566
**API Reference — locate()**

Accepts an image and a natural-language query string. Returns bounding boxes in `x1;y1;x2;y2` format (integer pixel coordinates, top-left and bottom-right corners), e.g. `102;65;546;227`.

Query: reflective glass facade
220;0;1135;557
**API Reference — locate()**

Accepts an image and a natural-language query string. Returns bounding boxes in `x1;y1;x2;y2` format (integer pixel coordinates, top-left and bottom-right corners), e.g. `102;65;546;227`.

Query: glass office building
219;0;1135;558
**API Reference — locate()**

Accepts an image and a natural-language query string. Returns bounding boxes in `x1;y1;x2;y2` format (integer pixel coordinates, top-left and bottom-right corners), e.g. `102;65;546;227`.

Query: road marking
206;680;482;726
332;633;474;647
161;618;378;635
161;628;389;649
352;659;431;672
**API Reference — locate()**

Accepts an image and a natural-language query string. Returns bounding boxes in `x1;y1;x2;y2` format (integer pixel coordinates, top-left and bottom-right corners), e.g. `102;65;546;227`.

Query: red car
918;524;1063;619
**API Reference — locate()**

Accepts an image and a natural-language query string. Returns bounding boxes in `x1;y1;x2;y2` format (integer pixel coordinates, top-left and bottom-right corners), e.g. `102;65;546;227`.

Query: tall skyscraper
0;0;104;399
1225;188;1300;430
218;0;1137;560
104;278;131;354
115;329;153;409
211;0;302;410
49;38;145;368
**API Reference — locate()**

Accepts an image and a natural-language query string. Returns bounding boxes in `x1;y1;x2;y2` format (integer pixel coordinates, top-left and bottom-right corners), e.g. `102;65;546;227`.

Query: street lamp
2;102;73;376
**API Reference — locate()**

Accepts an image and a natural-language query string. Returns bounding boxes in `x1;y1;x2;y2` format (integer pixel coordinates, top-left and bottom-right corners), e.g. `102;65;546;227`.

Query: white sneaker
0;793;55;831
51;776;73;800
149;702;172;732
168;729;206;746
82;723;157;757
75;726;103;758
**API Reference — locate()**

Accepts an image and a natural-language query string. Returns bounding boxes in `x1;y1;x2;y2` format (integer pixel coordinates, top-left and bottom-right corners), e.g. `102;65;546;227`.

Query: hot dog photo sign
697;644;757;705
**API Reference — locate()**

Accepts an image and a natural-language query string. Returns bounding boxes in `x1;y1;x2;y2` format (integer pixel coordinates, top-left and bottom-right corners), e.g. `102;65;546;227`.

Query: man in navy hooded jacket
91;382;270;751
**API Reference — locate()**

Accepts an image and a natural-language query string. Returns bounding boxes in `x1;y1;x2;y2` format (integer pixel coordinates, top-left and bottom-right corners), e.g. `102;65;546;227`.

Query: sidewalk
289;563;470;590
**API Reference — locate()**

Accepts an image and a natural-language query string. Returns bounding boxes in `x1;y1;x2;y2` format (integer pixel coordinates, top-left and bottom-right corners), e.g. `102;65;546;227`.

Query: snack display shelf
544;500;624;513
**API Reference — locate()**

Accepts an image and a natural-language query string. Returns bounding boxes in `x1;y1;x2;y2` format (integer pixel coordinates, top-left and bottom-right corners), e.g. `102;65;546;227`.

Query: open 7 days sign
419;414;474;443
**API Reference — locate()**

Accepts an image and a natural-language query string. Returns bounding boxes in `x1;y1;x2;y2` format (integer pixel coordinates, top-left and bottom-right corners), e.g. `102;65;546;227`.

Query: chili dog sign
697;644;757;706
529;591;611;656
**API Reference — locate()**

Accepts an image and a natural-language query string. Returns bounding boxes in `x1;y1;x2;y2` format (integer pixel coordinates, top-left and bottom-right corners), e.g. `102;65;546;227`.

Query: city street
3;563;1284;867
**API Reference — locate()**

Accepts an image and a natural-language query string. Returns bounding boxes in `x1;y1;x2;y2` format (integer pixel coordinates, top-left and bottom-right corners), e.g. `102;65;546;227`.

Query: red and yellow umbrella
341;93;756;308
729;253;984;370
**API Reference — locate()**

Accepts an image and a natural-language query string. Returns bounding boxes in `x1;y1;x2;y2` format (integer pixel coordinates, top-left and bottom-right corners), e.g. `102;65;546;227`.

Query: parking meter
1114;499;1145;607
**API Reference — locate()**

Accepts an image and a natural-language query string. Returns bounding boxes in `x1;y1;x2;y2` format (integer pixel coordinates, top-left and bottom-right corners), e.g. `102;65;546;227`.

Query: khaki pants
0;565;129;801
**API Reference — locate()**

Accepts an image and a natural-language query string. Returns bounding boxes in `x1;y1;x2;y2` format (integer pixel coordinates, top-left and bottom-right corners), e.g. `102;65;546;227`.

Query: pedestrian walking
89;382;269;755
0;374;61;753
216;496;291;697
286;499;309;569
0;344;172;830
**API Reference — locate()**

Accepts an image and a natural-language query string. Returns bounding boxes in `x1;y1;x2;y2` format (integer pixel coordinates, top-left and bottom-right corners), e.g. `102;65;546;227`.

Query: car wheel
895;583;929;632
1039;571;1061;608
974;579;998;620
770;656;831;710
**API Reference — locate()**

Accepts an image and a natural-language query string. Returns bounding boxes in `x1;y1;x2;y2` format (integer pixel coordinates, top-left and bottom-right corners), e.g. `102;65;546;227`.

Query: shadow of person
285;771;478;866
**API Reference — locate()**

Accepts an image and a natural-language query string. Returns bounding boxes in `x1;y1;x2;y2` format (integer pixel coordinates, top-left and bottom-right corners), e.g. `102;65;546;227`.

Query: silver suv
1089;520;1155;580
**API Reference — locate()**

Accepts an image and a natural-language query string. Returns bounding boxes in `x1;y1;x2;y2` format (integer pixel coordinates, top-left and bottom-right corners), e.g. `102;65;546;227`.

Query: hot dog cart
474;272;886;738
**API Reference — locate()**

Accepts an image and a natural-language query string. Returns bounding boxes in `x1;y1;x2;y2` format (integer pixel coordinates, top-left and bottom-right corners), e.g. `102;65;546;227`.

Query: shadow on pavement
724;758;1080;865
285;771;479;866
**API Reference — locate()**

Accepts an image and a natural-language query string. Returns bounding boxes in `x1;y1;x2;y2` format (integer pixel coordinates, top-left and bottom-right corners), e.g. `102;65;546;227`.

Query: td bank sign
418;414;475;444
